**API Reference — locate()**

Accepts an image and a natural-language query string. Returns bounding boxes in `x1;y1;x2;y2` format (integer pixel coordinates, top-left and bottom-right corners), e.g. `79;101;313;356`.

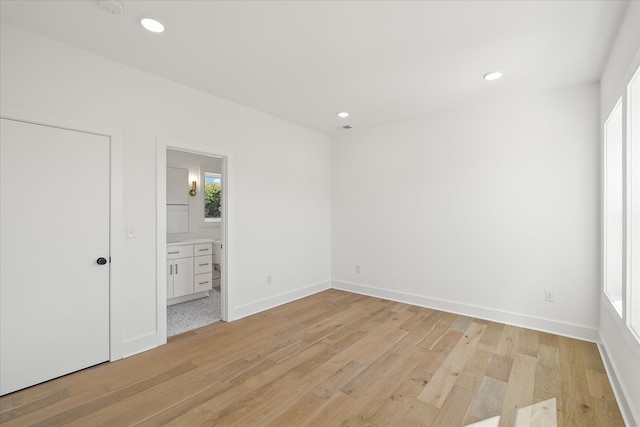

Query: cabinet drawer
194;273;213;292
167;245;193;259
194;243;213;256
194;255;213;274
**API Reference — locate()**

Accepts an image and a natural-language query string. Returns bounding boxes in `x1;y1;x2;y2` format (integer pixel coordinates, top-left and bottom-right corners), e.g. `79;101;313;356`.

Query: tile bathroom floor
167;287;221;337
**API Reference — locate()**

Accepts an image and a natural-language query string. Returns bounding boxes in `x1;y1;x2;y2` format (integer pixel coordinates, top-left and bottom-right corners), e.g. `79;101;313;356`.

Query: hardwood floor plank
514;397;557;426
26;362;196;427
263;391;328;427
517;328;540;358
592;396;625;426
466;376;508;422
429;385;475;426
495;325;521;359
533;363;561;406
558;336;597;426
0;389;69;424
579;341;606;373
369;349;446;425
451;315;474;332
304;391;356;426
312;360;366;399
456;348;493;393
418;322;486;407
133;381;230;426
537;343;560;370
416;312;458;352
499;353;538;427
396;399;439;426
399;309;435;331
486;354;514;383
584;369;616;401
0;290;625;426
478;321;505;349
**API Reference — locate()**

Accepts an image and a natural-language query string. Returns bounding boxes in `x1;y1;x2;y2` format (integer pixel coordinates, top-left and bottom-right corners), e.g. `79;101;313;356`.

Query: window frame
604;96;625;317
626;66;640;340
200;166;222;226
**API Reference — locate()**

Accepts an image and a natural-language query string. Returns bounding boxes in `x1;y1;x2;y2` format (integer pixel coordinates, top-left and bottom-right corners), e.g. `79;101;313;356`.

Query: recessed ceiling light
337;112;349;118
141;17;165;33
483;71;503;81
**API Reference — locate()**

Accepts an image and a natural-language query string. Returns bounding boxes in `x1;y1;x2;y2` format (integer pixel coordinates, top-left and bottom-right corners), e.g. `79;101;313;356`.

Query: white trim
234;280;331;320
603;96;625;317
156;147;168;346
331;280;599;342
602;49;640;121
0;103;125;361
626;65;640;341
603;296;640;356
156;135;231;346
598;336;639;426
121;332;160;358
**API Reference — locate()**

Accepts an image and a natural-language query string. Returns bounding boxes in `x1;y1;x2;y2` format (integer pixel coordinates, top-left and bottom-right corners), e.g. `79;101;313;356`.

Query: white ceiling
0;0;629;135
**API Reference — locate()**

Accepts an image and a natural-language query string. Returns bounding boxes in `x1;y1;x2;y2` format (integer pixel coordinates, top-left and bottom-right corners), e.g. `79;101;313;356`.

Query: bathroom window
204;172;221;222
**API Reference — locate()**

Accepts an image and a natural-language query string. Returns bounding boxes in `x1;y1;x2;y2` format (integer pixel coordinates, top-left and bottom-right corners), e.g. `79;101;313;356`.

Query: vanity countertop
167;238;217;247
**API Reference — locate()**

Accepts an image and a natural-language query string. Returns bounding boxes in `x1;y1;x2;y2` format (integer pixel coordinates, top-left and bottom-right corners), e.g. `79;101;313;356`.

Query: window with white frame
203;171;221;223
604;64;640;343
604;97;624;316
628;66;640;339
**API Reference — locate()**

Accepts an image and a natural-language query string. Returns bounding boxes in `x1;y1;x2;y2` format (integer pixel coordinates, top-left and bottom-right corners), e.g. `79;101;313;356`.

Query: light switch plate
126;225;136;239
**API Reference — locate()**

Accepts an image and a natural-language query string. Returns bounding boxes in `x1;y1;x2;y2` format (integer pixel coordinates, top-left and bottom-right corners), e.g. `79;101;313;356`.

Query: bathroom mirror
167;167;189;233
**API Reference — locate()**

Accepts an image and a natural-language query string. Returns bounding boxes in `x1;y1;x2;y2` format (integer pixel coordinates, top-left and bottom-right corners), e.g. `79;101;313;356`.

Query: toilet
212;240;222;287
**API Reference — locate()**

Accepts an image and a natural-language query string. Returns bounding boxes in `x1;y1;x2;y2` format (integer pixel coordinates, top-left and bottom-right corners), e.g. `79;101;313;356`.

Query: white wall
332;83;600;340
599;1;640;425
166;149;222;241
0;23;332;356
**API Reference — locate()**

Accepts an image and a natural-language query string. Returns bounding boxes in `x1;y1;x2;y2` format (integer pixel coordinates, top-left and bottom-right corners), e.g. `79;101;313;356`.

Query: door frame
156;136;231;343
0;103;125;361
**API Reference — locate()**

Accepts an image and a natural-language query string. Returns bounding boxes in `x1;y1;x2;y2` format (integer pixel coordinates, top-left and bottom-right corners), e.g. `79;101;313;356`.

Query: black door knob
96;257;108;265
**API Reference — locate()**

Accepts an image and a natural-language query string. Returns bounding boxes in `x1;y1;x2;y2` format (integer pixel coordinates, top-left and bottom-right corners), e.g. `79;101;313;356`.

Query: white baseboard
120;332;161;359
233;280;331;320
598;337;639;427
331;280;598;342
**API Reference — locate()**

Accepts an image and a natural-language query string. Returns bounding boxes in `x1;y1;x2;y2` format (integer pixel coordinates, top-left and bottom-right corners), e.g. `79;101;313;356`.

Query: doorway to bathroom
156;136;229;341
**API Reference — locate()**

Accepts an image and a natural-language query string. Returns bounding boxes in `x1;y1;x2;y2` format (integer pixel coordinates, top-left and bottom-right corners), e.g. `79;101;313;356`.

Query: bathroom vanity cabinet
166;240;214;305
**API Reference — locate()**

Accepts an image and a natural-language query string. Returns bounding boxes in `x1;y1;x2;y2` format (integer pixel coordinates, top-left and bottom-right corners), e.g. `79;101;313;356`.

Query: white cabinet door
167;260;174;298
1;119;110;395
172;257;194;297
166;167;189;205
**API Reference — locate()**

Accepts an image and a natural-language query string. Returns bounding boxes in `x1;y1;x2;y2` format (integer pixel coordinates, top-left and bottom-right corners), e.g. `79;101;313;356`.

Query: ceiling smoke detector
98;0;123;15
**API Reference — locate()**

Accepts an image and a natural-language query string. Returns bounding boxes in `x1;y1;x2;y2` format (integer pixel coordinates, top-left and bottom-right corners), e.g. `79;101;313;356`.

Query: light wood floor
0;289;624;426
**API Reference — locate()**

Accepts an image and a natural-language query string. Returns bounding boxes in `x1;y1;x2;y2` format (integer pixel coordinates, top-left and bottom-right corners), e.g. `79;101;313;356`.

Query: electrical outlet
266;275;272;284
545;290;555;302
355;265;360;273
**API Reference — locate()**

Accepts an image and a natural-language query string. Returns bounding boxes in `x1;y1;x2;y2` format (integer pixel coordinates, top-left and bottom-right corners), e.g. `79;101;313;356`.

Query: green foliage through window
204;174;221;220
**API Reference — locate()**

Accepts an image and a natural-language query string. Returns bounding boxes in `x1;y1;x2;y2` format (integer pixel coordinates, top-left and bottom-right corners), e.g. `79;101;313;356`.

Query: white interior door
0;118;110;395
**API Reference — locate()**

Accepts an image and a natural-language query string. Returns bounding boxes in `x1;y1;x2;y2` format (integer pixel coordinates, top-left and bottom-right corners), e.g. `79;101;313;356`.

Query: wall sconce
189;180;197;197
